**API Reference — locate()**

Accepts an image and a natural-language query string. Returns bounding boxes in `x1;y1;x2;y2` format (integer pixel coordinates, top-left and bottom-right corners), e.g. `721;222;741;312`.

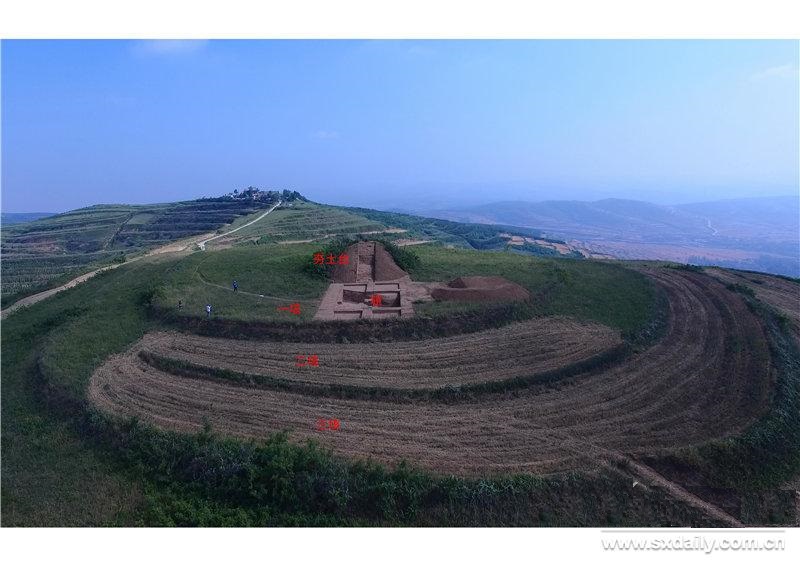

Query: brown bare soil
431;276;530;302
616;456;744;527
89;268;773;476
114;317;621;390
706;268;800;341
330;241;408;283
373;242;409;281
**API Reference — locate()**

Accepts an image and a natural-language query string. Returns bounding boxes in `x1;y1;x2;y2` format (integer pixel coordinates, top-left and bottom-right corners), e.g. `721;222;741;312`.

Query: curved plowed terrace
128;318;620;390
89;269;774;475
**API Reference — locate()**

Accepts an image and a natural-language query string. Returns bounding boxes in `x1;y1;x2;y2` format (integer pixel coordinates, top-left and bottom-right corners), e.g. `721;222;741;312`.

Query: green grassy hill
151;242;656;337
3;201;797;527
1;236;670;526
153;243;329;322
1;199;275;305
207;201;388;247
2;196;583;309
342;206;544;249
208;201;581;259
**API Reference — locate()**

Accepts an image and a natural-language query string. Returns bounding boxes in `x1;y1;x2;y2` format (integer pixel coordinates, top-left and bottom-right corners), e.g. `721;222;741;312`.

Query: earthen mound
330;241;408;283
431;276;530;302
329;249;359;283
373;243;408;281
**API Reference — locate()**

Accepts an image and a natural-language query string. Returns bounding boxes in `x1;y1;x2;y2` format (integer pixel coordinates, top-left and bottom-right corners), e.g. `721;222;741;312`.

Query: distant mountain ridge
427;196;800;277
1;212;56;226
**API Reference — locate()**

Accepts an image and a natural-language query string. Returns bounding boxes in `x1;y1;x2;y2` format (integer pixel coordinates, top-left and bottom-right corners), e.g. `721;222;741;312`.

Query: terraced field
706;267;800;340
208;202;388;247
1;200;270;302
89;268;773;476
108;317;621;391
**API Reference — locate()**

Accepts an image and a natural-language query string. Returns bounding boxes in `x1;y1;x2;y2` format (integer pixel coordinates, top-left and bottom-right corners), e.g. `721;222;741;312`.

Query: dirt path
617;456;743;527
1;204;280;319
197;201;281;250
196;270;318;304
2;266;117;319
2;236;203;319
526;424;744;526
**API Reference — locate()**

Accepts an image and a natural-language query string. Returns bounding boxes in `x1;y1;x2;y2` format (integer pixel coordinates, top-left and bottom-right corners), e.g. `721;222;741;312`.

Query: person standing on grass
232;280;238;292
206;304;212;318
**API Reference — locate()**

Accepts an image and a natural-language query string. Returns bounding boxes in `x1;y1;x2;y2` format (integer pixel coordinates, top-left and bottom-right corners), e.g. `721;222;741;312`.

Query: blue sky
2;39;798;212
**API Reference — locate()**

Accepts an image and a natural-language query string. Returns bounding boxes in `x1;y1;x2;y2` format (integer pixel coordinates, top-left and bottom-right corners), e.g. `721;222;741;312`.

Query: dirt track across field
1;233;207;319
197;201;281;250
89;268;773;476
1;202;284;319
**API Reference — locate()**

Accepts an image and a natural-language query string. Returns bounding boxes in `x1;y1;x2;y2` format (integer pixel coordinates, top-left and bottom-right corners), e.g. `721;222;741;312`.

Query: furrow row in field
89;268;773;475
137;317;621;389
707;268;800;341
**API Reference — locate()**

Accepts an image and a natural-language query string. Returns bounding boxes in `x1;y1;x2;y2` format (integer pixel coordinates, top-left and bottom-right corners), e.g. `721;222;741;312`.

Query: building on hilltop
227;186;305;202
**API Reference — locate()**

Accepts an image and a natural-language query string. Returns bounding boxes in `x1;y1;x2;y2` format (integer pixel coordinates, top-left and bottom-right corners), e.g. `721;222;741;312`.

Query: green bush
376;238;421;272
300;237;354;280
726;282;756;298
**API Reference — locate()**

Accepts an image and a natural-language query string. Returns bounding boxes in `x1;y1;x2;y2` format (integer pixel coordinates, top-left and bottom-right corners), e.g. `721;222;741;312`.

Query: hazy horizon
2;39;798;213
5;191;799;217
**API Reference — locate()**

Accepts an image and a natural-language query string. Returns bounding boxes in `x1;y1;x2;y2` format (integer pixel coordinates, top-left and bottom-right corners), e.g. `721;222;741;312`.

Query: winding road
1;201;282;319
197;201;280;250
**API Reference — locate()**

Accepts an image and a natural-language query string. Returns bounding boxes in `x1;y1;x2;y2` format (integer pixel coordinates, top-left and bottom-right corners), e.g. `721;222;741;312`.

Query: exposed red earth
315;241;530;320
430;276;530;302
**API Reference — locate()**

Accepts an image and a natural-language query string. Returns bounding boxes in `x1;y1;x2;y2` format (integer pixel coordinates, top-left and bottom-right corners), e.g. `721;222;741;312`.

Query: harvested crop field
102;317;622;391
706;268;800;340
89;268;774;476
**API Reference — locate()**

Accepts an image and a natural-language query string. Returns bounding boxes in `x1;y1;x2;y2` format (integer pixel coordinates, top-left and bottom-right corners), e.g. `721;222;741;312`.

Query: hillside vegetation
342;206;547;251
208;200;578;257
1;199;274;305
149;242;656;337
408;246;657;336
208;201;387;247
5;245;795;526
2;246;716;527
152;243;329;322
3;199;797;528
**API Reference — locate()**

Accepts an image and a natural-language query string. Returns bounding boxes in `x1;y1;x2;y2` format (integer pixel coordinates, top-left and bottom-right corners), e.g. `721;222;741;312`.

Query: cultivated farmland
89;268;773;476
705;267;800;341
206;201;388;247
7;226;797;527
1;199;273;304
103;317;622;391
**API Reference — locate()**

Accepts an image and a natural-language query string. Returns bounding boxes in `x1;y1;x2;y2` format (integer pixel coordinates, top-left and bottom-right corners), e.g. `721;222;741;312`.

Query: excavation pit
315;241;416;321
